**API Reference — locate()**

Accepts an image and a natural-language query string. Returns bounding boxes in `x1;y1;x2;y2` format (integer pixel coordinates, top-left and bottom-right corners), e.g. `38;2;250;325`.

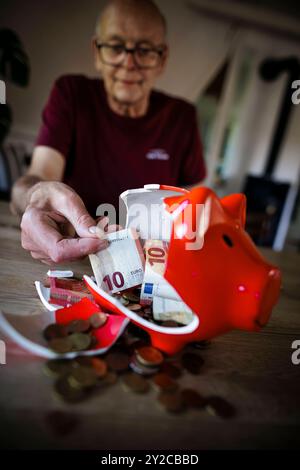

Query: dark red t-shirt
36;75;206;216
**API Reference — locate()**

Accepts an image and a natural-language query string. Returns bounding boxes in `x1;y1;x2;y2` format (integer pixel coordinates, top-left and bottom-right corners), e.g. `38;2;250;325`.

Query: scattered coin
181;388;206;408
68;366;98;389
136;346;164;367
102;371;118;386
89;312;107;329
69;333;91;351
161;320;179;328
158;391;184;413
181;352;204;375
119;297;129;306
67;319;90;334
122;292;140;303
43;324;68;341
54;377;86;403
91;358;107;378
152;373;178;392
43;359;73;378
127;303;142;312
160;361;182;379
106;352;130;373
49;337;73;354
122;372;150;394
129;356;159;376
205;396;236;419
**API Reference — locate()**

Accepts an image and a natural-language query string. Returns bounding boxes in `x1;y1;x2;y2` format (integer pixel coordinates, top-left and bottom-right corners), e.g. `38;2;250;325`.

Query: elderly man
11;0;206;264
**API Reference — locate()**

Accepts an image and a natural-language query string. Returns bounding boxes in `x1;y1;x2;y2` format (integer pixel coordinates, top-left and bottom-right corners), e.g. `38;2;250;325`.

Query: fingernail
89;226;97;234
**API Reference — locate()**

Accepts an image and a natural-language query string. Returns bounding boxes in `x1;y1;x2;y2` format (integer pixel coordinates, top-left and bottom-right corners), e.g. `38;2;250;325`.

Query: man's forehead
99;8;165;43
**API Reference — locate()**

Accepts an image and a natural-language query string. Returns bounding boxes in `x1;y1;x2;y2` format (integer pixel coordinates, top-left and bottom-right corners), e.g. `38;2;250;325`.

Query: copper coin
122;372;150;394
49;337;73;354
43;323;68;341
91;358;107;378
160;362;182;379
127;303;142;312
102;371;118;386
69;333;91;351
181;388;206;408
158;391;184;413
67;319;90;334
129;356;159;376
152;373;178;392
106;352;129;373
161;320;179;328
54;377;86;403
205;396;236;419
135;346;164;367
122;292;140;303
181;352;204;375
89;312;107;329
68;366;98;389
43;359;73;378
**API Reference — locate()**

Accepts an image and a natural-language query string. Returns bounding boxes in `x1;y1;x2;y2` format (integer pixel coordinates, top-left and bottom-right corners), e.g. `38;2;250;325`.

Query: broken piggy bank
84;184;281;355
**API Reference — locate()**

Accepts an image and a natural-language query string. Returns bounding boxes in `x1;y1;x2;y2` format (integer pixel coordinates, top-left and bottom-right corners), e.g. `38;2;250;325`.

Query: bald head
96;0;167;41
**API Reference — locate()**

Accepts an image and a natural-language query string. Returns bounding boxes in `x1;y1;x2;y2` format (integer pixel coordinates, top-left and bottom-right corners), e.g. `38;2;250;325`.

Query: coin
181;388;206;408
129;356;159;376
158;391;184;413
68;366;98;389
136;346;164;367
160;362;182;379
43;359;73;378
127;303;142;312
119;297;129;306
43;323;68;341
127;339;148;355
102;371;118;386
54;377;86;403
181;352;204;375
161;320;179;328
69;333;91;351
121;372;150;394
89;334;98;349
106;352;129;373
73;356;93;367
49;337;73;354
152;373;178;392
67;319;90;334
123;292;140;303
89;312;107;329
205;396;236;419
91;358;107;378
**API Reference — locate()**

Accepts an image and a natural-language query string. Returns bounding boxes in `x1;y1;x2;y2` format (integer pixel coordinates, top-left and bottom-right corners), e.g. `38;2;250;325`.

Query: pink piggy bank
85;185;281;355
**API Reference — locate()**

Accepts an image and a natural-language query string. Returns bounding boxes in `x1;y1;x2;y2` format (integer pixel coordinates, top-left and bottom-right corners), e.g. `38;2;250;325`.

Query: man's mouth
115;78;142;86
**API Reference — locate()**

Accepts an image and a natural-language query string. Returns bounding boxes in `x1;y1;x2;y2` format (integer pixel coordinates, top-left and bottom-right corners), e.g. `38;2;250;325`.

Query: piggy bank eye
223;234;234;247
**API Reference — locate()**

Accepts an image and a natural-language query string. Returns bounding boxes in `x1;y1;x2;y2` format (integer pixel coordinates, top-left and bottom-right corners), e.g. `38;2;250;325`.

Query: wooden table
0;202;300;450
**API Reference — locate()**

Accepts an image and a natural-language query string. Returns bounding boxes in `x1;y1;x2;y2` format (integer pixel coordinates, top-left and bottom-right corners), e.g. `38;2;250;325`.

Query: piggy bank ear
221;194;247;227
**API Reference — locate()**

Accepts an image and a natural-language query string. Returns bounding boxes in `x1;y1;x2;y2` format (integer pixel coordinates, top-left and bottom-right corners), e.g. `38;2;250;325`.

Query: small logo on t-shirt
146;148;170;161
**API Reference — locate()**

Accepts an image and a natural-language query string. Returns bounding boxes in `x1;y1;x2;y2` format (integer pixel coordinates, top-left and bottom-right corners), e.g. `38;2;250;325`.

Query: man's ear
91;36;102;73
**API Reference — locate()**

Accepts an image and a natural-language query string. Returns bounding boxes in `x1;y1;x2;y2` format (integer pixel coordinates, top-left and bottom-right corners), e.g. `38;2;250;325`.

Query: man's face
93;7;168;108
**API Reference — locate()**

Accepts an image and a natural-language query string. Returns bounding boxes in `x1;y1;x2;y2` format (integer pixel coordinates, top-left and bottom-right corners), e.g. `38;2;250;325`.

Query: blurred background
0;0;300;251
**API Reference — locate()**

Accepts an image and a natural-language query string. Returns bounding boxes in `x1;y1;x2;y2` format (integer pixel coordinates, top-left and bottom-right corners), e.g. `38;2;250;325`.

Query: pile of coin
42;298;235;418
43;312;107;353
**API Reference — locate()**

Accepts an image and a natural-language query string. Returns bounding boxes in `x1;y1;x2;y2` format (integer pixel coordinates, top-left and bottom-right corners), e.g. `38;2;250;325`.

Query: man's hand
20;181;109;264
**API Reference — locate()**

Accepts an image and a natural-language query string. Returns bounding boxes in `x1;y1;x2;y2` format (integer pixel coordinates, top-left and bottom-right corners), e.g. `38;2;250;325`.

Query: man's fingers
55;190;105;239
52;237;108;264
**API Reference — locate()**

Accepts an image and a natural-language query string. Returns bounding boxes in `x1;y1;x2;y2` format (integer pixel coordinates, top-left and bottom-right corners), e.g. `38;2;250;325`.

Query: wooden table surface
0;202;300;450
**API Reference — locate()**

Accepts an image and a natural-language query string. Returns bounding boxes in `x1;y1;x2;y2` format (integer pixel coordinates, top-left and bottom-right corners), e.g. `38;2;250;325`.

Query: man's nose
122;50;137;70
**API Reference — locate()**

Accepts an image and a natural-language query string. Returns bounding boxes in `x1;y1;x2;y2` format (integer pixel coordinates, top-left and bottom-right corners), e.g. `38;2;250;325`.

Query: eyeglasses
95;41;166;69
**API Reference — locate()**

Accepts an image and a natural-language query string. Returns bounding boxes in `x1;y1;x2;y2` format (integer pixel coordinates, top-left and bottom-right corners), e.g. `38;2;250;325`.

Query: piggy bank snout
256;267;281;327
